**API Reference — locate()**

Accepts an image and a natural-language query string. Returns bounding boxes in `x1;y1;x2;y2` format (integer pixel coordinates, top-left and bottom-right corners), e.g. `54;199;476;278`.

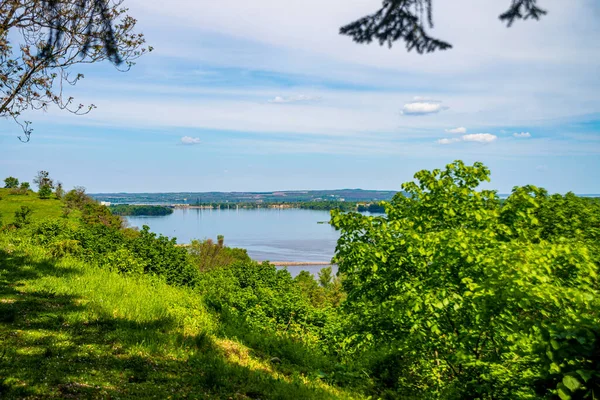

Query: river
126;208;343;277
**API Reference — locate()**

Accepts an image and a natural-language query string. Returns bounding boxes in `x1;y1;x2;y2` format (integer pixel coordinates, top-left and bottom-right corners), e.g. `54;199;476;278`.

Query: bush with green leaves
102;247;147;275
4;176;19;188
38;185;52;199
198;261;330;346
48;239;81;258
187;237;250;272
19;182;30;194
331;160;599;399
13;206;33;228
127;225;200;287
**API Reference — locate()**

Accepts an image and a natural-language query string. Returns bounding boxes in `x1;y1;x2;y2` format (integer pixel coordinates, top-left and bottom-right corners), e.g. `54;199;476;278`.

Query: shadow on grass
0;249;346;399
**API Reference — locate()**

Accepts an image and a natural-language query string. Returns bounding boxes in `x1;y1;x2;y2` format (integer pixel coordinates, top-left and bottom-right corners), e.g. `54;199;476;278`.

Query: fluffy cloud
462;133;497;143
445;127;467;134
513;132;531;138
437;138;461;145
268;95;321;104
181;136;201;145
437;133;497;144
401;98;448;116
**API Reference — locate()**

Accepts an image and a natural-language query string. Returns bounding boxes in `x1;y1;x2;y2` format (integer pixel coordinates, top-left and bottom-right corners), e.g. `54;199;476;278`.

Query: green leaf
576;369;593;383
557;383;572;400
562;375;581;392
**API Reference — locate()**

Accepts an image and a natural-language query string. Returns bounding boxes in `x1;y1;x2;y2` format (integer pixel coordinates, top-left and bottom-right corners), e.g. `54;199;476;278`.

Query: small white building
100;201;111;206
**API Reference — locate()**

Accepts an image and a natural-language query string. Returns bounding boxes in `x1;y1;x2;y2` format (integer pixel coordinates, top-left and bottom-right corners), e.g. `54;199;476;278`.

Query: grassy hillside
0;238;359;399
0;189;69;223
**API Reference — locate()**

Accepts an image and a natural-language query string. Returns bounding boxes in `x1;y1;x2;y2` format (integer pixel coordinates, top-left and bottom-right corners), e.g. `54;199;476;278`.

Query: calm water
126;208;342;276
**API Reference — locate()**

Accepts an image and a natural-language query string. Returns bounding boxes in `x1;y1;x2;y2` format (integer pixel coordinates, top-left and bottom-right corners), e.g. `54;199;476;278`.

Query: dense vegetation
1;162;599;399
109;204;173;216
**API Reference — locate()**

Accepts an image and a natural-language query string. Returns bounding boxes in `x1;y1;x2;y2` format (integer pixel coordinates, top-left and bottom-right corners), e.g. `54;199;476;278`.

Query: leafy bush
127;226;200;287
81;203;123;229
13;206;33;228
331;161;600;399
48;239;81;258
102;248;146;274
187;238;250;272
38;185;52;199
4;176;19;188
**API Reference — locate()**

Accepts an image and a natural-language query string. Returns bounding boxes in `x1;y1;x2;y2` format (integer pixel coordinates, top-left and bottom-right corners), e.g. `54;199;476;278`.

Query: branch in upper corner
340;0;548;54
499;0;548;27
339;0;452;54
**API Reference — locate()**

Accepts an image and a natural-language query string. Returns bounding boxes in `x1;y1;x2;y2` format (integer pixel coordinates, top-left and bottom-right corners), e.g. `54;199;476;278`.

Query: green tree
64;186;91;210
55;181;64;200
331;161;599;398
3;176;18;188
33;170;53;190
14;205;32;227
38;185;52;199
19;181;30;193
318;266;333;288
0;0;150;141
341;0;548;54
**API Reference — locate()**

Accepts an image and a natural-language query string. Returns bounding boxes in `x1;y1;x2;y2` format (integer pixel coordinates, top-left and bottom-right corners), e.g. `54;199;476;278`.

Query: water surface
126;208;340;265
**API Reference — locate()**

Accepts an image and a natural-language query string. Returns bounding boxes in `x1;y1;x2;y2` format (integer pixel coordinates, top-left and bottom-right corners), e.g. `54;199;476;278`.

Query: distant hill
90;189;398;205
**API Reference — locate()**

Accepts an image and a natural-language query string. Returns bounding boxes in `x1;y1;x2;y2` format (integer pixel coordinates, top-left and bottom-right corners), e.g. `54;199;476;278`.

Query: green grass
0;237;361;399
0;189;71;223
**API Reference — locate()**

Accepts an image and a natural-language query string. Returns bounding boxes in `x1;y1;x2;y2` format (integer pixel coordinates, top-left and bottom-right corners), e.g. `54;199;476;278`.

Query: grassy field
0;189;68;223
0;237;360;399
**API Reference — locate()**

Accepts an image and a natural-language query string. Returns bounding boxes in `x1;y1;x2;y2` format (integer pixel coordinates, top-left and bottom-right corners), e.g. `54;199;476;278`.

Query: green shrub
3;176;19;188
127;226;200;287
331;161;600;399
188;238;250;272
48;239;81;258
38;185;52;199
13;206;32;228
102;248;146;274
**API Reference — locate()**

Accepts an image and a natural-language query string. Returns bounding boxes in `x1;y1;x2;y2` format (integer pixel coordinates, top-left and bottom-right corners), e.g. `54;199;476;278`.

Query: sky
1;0;599;194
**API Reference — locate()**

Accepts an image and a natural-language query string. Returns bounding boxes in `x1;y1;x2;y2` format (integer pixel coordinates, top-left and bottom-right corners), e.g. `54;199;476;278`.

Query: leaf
562;375;581;392
576;369;593;383
557;383;572;400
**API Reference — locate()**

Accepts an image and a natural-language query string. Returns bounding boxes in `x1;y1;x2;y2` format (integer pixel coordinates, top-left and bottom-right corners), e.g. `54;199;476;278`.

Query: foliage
340;0;548;54
81;202;123;229
3;176;18;188
127;226;200;287
0;239;355;399
18;182;30;194
331;160;599;398
54;182;64;200
33;170;53;190
109;204;173;216
38;185;53;199
64;186;91;210
13;205;32;228
48;239;81;258
0;0;150;141
187;238;250;272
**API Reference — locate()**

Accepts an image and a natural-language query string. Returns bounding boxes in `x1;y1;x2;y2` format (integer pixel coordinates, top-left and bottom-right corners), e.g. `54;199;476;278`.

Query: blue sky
1;0;599;193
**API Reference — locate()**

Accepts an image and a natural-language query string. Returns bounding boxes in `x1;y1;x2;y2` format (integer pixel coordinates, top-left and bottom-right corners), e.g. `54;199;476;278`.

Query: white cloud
437;133;497;144
462;133;497;143
181;136;201;145
437;138;461;145
268;95;321;104
513;132;531;138
401;99;448;116
445;127;467;134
